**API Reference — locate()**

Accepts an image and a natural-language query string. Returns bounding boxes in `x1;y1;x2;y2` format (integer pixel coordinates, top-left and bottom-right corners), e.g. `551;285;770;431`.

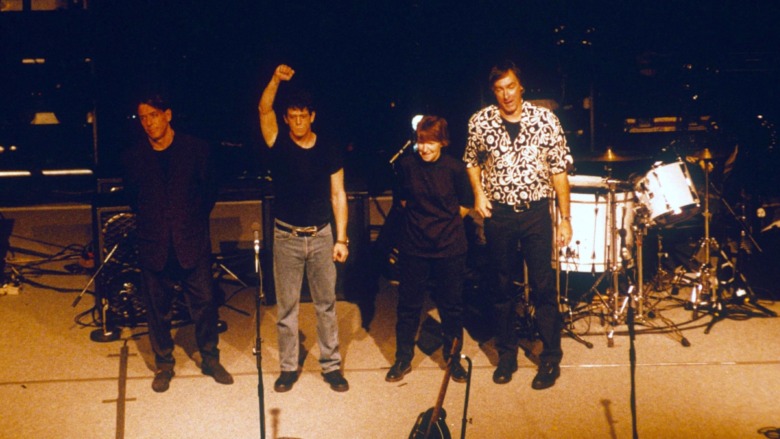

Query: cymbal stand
651;231;673;291
697;185;777;333
687;158;721;323
629;218;691;346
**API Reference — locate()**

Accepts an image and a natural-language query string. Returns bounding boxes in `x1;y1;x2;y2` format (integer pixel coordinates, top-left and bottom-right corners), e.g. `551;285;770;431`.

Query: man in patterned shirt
463;60;572;390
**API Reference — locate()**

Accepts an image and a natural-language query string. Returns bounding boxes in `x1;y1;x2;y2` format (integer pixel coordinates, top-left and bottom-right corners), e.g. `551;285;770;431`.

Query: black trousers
484;201;563;365
394;253;466;363
140;250;220;370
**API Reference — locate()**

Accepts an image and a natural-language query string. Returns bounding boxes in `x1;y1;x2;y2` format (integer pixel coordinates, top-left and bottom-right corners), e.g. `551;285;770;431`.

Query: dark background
1;0;779;197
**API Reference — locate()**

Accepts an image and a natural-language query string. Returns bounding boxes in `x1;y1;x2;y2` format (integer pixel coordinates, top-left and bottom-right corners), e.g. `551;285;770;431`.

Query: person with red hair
385;115;473;383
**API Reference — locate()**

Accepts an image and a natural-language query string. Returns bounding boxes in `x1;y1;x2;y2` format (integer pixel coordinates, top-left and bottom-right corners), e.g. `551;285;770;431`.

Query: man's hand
557;220;572;248
274;64;295;82
333;242;349;263
474;192;493;218
259;64;296;147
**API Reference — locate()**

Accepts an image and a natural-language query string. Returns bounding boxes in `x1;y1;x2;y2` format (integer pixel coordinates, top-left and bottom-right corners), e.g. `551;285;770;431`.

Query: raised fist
274;64;295;82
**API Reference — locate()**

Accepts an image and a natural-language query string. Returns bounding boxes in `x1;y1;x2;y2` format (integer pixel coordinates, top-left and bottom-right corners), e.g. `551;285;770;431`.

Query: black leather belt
275;220;329;237
493;199;547;214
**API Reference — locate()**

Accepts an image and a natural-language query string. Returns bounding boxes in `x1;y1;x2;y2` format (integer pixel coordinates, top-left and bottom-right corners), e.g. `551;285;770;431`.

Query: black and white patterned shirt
463;102;571;205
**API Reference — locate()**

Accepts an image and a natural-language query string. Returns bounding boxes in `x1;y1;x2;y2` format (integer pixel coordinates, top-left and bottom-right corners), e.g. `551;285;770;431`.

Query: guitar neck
424;338;461;437
430;362;453;421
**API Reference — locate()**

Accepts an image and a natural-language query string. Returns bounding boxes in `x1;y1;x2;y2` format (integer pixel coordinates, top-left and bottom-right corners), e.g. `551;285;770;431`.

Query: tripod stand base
90;327;121;343
563;327;594;348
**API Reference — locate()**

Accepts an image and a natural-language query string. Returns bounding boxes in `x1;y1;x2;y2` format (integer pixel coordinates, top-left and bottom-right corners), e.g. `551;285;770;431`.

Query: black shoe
385;360;412;383
152;369;174;393
202;360;234;385
274;371;299;392
492;356;518;384
531;362;560;390
450;361;468;383
322;370;349;392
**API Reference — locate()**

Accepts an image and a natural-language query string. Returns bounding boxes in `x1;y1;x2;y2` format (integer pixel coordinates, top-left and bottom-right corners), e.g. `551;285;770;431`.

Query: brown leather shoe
202;360;234;385
152;369;174;393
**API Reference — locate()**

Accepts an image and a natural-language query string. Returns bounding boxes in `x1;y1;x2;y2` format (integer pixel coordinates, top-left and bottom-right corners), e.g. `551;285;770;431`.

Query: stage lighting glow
411;114;423;131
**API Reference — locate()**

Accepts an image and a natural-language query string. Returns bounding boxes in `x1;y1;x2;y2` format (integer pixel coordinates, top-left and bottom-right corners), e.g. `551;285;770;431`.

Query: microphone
252;222;261;273
251;222;261;253
389;140;414;165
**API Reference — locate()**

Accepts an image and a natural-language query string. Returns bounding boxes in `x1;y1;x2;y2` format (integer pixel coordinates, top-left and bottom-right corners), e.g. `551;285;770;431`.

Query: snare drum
554;180;635;272
634;161;700;227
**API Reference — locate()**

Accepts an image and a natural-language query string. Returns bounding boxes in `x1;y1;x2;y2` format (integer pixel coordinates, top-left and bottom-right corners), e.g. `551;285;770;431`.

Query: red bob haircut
415;115;450;147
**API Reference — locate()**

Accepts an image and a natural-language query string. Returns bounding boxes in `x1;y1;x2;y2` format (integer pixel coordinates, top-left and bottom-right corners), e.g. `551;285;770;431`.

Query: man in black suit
122;93;233;393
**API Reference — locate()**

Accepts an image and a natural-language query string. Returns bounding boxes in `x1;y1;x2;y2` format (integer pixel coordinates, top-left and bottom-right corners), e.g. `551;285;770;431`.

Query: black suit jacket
121;133;218;271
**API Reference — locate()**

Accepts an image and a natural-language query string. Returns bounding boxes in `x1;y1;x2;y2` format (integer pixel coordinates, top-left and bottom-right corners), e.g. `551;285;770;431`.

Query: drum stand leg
630;222;691;347
553;201;595;349
559;281;594;349
700;190;777;331
698;245;776;334
582;183;627;348
682;158;735;332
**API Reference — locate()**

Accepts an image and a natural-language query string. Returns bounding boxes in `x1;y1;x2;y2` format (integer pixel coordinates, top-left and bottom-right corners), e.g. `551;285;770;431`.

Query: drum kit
554;146;721;346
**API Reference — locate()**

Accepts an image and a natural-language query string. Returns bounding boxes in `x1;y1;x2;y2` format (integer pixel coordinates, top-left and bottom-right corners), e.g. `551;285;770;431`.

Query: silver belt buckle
512;201;531;213
292;226;317;237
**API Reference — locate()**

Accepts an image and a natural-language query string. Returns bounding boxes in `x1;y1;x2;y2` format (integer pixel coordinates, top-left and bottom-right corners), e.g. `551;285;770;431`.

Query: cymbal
577;148;651;163
685;147;727;161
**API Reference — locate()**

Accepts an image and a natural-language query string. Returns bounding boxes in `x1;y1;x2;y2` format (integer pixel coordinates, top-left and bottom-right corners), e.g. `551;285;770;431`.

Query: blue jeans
273;221;342;373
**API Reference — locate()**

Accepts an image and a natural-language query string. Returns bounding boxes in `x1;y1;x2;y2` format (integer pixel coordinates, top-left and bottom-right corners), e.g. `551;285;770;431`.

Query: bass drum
554;177;635;273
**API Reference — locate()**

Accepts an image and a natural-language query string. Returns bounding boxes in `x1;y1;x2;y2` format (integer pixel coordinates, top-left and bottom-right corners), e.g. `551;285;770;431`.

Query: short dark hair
489;60;522;86
136;93;171;112
416;115;449;147
283;87;315;114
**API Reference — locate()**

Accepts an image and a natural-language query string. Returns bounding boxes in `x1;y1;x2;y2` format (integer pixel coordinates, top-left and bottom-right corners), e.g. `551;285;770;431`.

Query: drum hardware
682;152;718;306
681;155;743;329
571;165;694;347
556;167;644;346
650;232;673;291
579;176;634;347
555;251;595;349
688;178;777;332
628;215;692;347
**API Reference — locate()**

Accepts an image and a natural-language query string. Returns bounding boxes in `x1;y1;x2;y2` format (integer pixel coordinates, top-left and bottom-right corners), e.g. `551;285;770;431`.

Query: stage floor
1;204;779;439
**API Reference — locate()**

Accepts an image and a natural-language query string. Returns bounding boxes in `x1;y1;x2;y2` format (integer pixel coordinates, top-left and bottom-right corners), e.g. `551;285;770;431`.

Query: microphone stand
388;139;413;165
252;229;267;439
73;242;121;342
460;355;473;439
72;242;119;308
627;302;639;439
